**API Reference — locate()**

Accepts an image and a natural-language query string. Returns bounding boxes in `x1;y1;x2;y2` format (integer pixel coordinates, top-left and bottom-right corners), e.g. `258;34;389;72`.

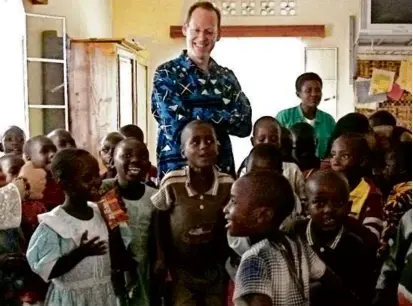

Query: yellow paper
369;68;395;95
397;60;412;93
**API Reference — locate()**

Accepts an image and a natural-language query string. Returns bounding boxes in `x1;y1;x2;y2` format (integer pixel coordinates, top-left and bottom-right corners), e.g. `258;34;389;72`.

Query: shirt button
200;205;204;210
199;195;204;200
320;247;325;252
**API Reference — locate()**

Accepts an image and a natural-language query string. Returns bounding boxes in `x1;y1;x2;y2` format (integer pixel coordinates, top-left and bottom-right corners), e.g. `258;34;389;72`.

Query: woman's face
298;80;322;108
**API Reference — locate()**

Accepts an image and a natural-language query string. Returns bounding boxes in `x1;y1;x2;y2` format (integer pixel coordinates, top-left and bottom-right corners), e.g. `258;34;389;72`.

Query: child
281;126;294;163
290;122;320;178
100;132;125;180
330;133;384;240
379;142;412;258
237;116;307;211
47;129;76;151
224;171;337;306
374;209;412;306
151;120;233;306
26;148;116;306
1;126;25;156
0;154;25;187
119;124;158;187
100;138;157;306
297;169;378;305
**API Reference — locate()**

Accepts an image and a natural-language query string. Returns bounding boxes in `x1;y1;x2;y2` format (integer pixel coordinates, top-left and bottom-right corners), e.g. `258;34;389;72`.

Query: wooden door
117;52;135;128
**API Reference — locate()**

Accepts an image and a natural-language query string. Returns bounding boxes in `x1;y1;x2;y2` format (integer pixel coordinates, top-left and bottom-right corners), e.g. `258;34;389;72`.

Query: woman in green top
276;72;335;159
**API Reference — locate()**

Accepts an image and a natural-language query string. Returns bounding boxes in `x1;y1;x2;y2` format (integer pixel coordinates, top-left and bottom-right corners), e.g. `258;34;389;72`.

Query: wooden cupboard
69;38;146;157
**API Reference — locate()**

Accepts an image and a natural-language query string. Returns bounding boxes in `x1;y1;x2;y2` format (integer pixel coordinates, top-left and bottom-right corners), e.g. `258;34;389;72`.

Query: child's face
100;139;120;171
2;129;25;155
182;124;218;170
0;157;24;185
115;140;150;183
298;80;322;108
68;156;102;201
330;137;360;174
291;134;316;162
251;123;280;147
51;134;76;151
246;155;282;174
28;138;57;171
382;151;399;185
307;179;350;231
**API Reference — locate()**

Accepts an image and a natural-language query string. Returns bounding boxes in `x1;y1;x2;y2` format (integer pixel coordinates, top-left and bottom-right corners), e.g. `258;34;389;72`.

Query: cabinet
69;38;146;156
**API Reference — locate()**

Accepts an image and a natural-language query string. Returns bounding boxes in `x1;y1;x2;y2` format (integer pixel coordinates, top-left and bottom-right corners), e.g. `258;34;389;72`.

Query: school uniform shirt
276;106;335;159
151;50;252;180
150;166;234;270
349;177;384;240
380;182;412;257
233;237;326;306
296;218;378;304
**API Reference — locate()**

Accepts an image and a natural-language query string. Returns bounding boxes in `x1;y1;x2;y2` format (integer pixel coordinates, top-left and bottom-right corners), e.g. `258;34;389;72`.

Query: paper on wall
355;78;388;104
396;60;412;93
369;68;395;95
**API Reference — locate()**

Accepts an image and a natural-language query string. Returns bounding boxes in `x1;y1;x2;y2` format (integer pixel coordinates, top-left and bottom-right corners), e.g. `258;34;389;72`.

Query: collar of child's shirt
306;219;344;250
184;165;220;197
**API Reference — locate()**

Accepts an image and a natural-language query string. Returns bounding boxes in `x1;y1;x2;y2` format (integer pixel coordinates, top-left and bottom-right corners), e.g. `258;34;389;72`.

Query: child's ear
344;200;352;215
0;143;3;152
257;207;274;224
295;91;300;98
250;137;254;147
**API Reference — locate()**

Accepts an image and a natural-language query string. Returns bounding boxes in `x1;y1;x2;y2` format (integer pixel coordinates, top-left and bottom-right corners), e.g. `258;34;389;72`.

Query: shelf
27;57;65;64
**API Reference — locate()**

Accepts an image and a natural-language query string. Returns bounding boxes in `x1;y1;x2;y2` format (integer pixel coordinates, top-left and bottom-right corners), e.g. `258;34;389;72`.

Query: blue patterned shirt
151;50;252;180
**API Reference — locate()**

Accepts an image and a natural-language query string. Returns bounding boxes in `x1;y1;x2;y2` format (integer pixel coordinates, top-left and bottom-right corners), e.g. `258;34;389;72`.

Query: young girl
26;148;116;306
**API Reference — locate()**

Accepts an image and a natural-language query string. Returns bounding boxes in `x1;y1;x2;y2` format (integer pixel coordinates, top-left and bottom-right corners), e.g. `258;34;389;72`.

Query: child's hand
78;230;107;257
0;252;28;271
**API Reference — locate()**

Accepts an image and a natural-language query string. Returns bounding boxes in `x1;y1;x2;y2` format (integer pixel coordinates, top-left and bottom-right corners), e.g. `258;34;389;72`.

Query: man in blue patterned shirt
151;1;252;180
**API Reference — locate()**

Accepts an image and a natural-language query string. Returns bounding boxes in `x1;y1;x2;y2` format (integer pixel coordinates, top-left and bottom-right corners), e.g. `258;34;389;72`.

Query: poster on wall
397;60;412;93
355;78;387;104
369;68;395;95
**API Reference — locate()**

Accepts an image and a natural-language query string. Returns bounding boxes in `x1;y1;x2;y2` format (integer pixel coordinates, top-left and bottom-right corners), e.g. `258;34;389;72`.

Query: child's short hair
336;133;371;159
290;122;315;139
295;72;323;93
119;124;144;142
47;129;76;146
100;132;124;146
180;120;216;148
243;171;296;223
246;143;283;172
369;111;397;128
252;116;282;137
51;148;94;184
306;169;350;203
23;135;53;159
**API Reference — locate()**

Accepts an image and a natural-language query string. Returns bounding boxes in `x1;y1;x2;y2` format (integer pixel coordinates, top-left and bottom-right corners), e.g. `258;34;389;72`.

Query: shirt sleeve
150;181;174;211
192;70;252;138
302;239;326;281
275;110;288;126
0;183;22;230
233;253;272;303
227;233;251;256
26;222;63;282
363;192;384;241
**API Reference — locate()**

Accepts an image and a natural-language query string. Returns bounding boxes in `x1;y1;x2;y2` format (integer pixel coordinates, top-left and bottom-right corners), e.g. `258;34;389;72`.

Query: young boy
330;133;384;240
224;171;338;306
0;154;25;187
374;209;412;306
100;138;157;306
296;169;378;305
151;120;233;306
47;128;76;151
100;132;125;180
119;124;158;187
237;116;306;212
379;142;412;258
1;126;25;156
290;122;320;178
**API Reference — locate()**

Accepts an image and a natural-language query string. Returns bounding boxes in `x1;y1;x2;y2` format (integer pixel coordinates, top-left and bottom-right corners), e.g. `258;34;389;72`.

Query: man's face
183;7;220;62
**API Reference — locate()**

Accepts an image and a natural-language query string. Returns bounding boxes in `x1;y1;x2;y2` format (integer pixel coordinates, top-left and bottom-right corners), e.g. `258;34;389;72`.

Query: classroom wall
112;0;360;164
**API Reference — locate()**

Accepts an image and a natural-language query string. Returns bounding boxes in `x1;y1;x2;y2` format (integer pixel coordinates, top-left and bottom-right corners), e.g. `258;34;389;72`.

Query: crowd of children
0;102;411;306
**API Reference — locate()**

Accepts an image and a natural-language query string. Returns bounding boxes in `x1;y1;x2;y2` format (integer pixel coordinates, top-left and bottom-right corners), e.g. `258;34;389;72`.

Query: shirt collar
184;165;220;197
297;104;321;124
306;219;344;250
179;50;218;72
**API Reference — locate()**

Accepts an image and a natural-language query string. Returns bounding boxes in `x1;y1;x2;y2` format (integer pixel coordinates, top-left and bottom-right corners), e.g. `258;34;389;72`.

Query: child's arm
234;294;272;306
227;233;251;256
49;230;107;279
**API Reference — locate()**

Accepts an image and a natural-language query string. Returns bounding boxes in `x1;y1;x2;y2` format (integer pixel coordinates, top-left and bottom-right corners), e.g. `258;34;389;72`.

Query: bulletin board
355;60;412;130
